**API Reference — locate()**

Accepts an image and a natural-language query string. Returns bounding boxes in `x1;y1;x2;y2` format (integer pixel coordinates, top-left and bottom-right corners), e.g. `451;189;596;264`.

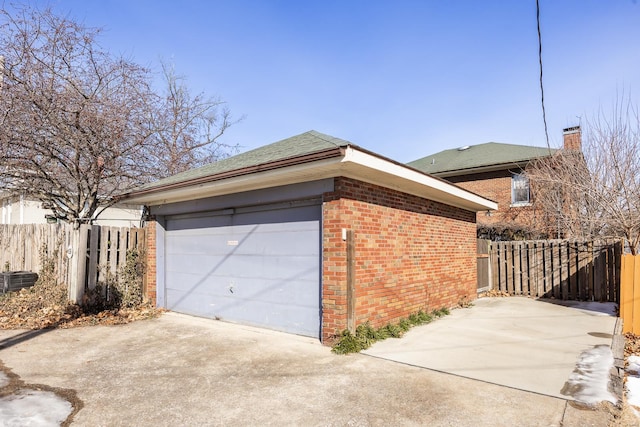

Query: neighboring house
121;130;496;342
407;126;581;239
0;194;142;227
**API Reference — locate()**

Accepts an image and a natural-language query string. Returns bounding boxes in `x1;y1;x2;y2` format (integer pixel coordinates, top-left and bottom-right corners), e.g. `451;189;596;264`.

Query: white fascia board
127;156;344;205
341;147;497;212
128;147;497;212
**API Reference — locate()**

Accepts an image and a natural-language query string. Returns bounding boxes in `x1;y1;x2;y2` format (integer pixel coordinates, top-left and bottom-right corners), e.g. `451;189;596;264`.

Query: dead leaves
624;333;640;358
478;289;511;298
0;280;162;330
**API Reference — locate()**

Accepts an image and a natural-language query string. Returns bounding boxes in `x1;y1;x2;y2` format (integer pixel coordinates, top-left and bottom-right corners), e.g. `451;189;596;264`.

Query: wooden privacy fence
621;255;640;334
485;239;622;302
69;224;146;302
0;223;72;284
0;223;145;302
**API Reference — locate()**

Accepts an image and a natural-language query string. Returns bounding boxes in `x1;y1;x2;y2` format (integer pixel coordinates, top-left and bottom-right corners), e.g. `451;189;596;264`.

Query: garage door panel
165;288;218;318
229;228;319;256
167;255;319;284
167;268;318;300
167;215;232;231
167;225;319;257
219;276;319;305
233;205;320;225
238;256;319;281
229;219;318;234
164;203;321;338
167;288;319;336
166;254;232;277
166;237;231;256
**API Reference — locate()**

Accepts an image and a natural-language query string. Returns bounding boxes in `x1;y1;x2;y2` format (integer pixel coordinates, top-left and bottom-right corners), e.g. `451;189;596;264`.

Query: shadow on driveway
0;329;52;350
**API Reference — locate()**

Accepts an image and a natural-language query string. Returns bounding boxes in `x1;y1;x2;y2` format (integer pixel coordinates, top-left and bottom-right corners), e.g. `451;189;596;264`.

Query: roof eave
121;146;497;212
118;147;345;204
341;148;497;212
433;160;536;178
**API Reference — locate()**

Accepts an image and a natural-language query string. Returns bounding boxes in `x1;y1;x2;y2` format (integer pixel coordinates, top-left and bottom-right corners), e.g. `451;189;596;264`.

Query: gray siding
150;179;333;216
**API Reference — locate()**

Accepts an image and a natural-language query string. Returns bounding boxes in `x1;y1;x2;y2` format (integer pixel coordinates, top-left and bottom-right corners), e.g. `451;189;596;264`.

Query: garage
123;131;497;342
163;201;321;337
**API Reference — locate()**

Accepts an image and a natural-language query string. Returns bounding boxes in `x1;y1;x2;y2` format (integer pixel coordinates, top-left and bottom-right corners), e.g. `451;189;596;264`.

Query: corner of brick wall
144;219;157;306
320;196;348;342
321;177;478;342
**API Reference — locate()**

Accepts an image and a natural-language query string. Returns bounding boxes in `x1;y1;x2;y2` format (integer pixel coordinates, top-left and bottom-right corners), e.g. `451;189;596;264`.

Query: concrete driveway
363;297;618;399
0;307;614;426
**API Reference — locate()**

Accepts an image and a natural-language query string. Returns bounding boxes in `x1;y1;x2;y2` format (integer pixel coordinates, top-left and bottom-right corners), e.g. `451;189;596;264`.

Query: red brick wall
321;177;477;342
144;219;157;305
448;170;537;228
563;127;581;151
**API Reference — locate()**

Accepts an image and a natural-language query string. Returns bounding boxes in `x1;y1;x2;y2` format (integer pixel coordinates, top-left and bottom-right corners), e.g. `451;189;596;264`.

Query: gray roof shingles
407;142;557;175
137;130;351;191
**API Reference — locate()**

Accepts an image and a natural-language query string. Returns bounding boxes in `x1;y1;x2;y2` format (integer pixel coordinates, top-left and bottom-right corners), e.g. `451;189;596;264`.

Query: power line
537;0;551;150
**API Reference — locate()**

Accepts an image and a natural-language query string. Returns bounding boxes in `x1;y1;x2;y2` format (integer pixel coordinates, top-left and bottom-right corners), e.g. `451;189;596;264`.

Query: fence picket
490;242;499;291
87;225;100;290
506;243;514;295
615;242;623;304
514;243;522;295
523;243;529;295
498;242;506;291
118;228;128;269
537;242;546;296
108;229;118;278
546;242;552;297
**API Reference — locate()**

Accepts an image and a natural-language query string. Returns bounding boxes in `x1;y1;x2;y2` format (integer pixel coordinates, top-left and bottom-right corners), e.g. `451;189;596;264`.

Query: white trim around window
511;173;530;206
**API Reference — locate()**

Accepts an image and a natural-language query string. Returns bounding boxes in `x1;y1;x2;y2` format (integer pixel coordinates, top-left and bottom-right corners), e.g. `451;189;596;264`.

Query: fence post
68;224;89;303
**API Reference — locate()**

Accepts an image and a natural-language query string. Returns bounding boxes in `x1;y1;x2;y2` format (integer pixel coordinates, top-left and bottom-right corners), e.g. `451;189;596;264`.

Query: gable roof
407;142;557;177
120;130;497;212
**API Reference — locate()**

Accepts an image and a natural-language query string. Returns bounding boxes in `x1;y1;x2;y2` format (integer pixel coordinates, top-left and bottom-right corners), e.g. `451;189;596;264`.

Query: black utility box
0;271;39;294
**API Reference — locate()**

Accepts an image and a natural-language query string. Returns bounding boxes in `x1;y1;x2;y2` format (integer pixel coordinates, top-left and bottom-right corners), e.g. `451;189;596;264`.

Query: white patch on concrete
627;355;640;375
0;389;72;427
625;355;640;420
0;372;9;388
564;345;617;405
626;377;640;407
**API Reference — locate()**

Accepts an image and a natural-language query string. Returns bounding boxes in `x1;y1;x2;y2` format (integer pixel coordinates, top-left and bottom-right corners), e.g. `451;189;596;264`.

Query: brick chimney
563;126;581;151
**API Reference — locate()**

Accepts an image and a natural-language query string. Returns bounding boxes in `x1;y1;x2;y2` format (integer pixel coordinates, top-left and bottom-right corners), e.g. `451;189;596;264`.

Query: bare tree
528;98;640;254
0;6;237;224
148;61;238;177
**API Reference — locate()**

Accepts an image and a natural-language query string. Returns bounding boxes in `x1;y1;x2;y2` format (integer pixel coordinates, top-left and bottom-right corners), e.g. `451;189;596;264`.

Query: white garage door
164;202;321;337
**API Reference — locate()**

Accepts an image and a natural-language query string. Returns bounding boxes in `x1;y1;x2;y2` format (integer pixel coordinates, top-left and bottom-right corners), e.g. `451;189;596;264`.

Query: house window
511;173;530;205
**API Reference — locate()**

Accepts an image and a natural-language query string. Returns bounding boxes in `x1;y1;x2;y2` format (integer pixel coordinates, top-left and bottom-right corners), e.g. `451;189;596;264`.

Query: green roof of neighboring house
407;142;557;176
137;130;350;191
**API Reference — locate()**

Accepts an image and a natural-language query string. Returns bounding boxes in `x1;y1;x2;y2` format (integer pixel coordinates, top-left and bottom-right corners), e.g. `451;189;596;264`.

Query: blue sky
22;1;640;162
